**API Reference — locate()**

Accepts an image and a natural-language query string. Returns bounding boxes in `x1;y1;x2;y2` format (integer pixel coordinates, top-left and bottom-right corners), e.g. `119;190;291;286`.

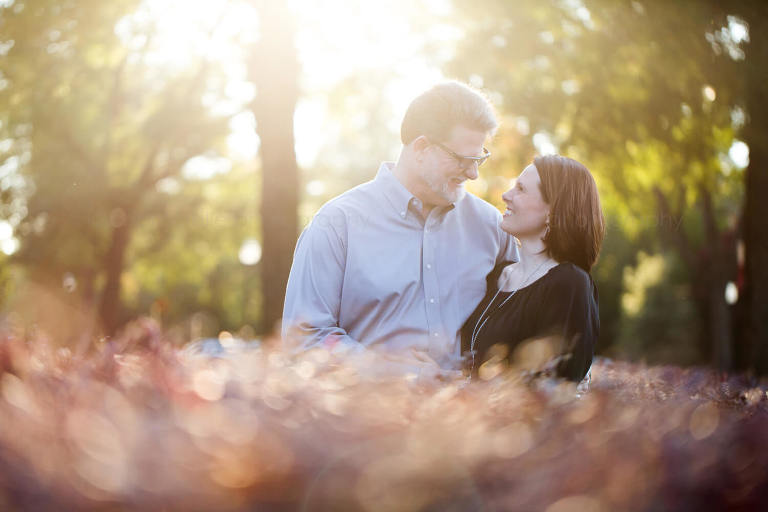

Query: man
282;81;518;370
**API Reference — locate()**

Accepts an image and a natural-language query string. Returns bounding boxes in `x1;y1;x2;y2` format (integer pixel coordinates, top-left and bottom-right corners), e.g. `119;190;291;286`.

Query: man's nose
463;162;479;180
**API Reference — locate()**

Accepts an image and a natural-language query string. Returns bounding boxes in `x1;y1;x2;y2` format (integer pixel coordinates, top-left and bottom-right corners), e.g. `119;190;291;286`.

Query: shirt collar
375;162;457;220
375;162;418;219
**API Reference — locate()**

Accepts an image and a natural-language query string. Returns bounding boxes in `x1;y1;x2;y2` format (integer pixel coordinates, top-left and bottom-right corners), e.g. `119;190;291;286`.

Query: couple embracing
282;81;604;385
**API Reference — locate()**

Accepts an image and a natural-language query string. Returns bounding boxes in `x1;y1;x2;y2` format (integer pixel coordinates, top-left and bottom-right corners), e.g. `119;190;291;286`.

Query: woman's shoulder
544;262;593;291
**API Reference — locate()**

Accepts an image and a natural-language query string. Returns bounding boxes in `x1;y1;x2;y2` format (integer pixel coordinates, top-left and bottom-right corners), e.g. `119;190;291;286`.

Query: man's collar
375;162;418;220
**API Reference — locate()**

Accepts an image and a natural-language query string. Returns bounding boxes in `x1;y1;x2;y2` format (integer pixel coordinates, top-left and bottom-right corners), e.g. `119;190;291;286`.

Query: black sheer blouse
461;261;598;382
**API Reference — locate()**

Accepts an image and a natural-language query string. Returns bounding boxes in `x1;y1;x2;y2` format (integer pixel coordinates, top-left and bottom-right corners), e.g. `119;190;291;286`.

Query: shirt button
426;264;432;269
433;332;439;337
429;298;435;303
400;211;406;217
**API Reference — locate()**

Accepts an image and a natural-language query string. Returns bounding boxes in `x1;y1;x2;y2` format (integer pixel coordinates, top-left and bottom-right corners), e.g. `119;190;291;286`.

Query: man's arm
281;209;364;354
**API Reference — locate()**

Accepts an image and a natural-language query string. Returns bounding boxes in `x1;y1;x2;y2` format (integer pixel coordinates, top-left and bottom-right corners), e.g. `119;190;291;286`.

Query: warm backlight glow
118;0;455;169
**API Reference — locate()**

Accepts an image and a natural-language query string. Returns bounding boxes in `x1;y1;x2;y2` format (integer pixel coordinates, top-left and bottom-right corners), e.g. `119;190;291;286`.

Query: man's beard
422;171;466;204
436;182;466;203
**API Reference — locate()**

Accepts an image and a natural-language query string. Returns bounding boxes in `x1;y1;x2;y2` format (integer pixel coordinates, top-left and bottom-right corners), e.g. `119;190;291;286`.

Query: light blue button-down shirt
282;162;519;368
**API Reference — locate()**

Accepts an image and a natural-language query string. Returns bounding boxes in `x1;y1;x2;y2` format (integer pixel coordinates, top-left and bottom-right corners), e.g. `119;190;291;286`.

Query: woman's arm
535;264;599;382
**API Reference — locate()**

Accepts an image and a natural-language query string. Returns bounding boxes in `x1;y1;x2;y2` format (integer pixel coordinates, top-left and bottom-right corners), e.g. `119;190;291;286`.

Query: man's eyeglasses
432;141;491;168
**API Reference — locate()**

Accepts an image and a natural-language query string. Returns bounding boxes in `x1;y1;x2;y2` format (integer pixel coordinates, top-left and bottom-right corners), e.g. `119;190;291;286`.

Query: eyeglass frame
430;140;491;169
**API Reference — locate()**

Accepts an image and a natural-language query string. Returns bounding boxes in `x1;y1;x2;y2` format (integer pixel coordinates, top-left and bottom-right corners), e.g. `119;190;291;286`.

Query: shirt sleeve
281;207;364;354
536;266;598;382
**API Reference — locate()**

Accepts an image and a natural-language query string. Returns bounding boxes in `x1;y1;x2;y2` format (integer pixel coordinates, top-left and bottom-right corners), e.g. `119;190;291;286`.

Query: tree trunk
250;2;300;335
741;6;768;375
707;263;733;371
699;186;735;370
76;268;98;356
655;186;735;368
97;209;132;337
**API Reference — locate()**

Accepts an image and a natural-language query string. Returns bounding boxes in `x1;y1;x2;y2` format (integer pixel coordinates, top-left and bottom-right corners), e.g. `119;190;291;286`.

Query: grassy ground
1;321;766;511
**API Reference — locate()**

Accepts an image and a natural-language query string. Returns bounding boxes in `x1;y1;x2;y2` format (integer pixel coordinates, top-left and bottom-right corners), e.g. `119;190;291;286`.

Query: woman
461;155;605;383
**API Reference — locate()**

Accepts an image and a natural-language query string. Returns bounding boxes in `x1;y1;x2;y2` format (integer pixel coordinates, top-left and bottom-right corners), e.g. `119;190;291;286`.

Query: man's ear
411;135;430;154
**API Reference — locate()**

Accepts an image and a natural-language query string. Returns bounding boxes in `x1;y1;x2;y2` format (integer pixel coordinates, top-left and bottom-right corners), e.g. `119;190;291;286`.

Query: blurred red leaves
0;320;766;511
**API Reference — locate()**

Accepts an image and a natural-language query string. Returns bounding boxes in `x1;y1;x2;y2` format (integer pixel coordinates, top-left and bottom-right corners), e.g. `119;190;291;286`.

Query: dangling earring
544;215;550;238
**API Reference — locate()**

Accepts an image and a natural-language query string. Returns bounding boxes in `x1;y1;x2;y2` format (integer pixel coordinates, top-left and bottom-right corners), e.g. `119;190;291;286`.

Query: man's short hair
400;81;498;145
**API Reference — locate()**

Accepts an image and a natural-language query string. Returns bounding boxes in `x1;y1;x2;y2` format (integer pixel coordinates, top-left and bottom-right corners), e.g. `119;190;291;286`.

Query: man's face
416;125;487;207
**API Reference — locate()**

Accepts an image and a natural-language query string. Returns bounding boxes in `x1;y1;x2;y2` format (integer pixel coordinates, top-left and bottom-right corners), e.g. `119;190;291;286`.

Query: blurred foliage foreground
1;322;767;512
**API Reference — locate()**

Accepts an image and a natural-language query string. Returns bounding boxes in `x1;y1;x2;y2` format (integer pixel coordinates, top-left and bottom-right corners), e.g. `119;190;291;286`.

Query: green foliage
446;0;747;362
0;0;758;357
126;164;261;332
616;251;698;365
0;0;258;336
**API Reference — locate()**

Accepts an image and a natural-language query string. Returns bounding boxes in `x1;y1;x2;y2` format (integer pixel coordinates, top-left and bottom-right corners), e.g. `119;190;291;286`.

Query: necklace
467;258;550;381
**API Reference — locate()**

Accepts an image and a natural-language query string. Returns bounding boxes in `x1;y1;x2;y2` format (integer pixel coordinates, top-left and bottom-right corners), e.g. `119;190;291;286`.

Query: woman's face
500;164;550;238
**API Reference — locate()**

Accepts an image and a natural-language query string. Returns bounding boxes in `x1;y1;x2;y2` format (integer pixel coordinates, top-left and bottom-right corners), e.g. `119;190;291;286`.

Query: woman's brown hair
534;155;605;272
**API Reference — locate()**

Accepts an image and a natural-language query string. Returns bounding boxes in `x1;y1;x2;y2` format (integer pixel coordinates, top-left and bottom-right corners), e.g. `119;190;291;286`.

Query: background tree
248;1;299;335
447;0;747;369
737;3;768;374
1;0;765;374
0;0;241;339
